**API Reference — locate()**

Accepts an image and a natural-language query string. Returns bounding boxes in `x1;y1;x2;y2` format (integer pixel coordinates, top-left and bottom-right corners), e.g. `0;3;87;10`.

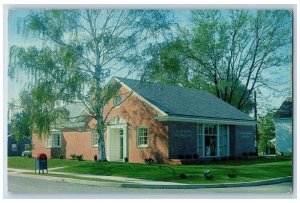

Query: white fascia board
155;116;257;126
115;78;167;116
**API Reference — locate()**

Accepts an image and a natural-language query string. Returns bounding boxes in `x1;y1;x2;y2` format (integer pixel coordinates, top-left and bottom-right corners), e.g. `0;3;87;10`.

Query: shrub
76;154;84;161
228;171;237;178
203;169;213;180
193;154;199;159
124;157;128;162
242;152;248;157
28;154;32;158
179;173;187;179
144;158;154;165
70;154;76;160
59;154;65;159
94;154;97;161
185;154;192;159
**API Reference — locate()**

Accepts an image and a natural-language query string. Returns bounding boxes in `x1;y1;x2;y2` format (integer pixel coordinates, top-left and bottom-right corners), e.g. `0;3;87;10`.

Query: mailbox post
35;153;48;174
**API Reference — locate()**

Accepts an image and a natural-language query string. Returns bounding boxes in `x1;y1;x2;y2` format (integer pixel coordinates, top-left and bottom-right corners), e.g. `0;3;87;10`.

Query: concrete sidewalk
7;168;292;189
8;168;185;185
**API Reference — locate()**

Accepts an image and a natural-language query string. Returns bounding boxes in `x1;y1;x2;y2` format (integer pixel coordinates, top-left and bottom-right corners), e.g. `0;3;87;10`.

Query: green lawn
8;156;90;170
8;157;292;184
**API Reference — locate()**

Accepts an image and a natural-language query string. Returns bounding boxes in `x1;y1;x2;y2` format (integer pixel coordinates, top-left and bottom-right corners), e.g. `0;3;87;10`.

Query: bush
193;154;199;159
124;157;128;162
203;169;213;180
228;171;237;178
76;154;83;161
185;154;192;159
242;152;248;157
94;154;97;161
59;154;65;159
28;154;32;158
179;173;187;179
144;158;154;165
70;154;76;160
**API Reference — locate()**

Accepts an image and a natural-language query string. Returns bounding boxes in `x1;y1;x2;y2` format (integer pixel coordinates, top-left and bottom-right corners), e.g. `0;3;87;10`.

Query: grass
8;156;91;170
8;156;292;184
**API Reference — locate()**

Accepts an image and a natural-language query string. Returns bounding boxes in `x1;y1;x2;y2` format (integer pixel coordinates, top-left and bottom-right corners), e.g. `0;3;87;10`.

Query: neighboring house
8;135;31;156
274;97;293;156
32;77;257;164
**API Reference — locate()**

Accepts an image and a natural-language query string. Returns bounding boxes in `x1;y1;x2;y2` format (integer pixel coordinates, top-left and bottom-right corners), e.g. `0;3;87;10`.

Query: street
6;175;293;198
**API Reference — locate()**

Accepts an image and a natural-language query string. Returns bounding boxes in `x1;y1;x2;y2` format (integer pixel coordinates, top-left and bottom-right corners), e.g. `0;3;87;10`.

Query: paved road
6;175;293;198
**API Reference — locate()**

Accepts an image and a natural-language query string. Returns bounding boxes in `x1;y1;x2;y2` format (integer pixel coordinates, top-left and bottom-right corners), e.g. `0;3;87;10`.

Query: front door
204;125;217;157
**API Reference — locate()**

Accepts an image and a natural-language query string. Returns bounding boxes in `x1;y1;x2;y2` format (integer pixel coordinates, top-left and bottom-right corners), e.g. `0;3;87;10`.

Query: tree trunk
97;116;107;162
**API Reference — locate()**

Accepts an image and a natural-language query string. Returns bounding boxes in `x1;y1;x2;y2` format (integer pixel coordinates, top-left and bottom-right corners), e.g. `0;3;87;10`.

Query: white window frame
113;94;122;107
46;131;61;148
91;130;99;147
11;144;17;151
197;124;230;157
137;127;149;148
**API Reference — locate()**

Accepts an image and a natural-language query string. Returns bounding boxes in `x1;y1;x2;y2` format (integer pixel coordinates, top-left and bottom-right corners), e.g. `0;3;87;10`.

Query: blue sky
7;9;292;115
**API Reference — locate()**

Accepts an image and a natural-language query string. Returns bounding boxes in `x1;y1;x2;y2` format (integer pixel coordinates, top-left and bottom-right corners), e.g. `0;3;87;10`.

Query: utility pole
254;91;258;155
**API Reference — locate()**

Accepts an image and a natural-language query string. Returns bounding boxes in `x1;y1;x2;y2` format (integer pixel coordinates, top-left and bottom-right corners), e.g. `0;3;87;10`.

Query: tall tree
258;112;276;154
9;9;171;161
143;10;292;113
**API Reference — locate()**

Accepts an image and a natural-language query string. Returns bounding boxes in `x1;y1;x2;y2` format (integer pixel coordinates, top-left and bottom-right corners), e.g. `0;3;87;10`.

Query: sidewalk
8;168;185;185
7;168;292;189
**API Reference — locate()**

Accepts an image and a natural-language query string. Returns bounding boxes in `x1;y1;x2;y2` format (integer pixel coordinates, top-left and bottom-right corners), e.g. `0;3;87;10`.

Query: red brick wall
32;134;52;158
32;131;98;161
102;86;169;163
63;131;98;160
32;85;169;163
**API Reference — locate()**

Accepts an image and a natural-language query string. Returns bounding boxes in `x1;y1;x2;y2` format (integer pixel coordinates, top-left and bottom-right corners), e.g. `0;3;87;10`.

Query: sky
6;8;293;116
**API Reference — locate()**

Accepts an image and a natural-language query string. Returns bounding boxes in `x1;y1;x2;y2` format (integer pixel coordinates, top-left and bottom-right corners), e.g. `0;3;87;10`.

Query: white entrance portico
106;116;128;162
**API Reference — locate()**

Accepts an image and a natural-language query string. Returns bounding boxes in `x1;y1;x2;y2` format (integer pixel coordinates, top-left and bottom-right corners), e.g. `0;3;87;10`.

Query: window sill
45;146;61;149
137;145;148;148
92;145;98;148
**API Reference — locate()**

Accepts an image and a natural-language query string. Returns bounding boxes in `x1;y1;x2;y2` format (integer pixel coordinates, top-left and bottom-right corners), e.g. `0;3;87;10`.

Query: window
204;125;217;156
47;131;61;148
113;95;122;107
197;124;204;157
92;131;98;147
219;125;229;157
11;144;17;151
137;127;148;147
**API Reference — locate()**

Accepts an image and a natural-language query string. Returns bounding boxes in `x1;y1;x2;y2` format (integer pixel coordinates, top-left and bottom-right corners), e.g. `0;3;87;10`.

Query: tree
10;111;31;143
258;112;275;154
143;10;292;113
9;9;171;161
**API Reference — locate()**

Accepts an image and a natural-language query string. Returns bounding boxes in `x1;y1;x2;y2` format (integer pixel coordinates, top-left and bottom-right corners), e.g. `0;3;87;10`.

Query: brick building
32;77;257;164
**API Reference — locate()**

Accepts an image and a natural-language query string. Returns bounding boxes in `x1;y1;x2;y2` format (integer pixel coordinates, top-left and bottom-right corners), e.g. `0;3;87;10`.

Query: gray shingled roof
275;97;293;118
117;77;255;121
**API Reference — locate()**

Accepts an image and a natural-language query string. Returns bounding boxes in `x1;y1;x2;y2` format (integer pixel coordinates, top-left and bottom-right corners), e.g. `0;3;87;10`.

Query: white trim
217;124;220;157
155;116;257;126
46;131;62;148
227;125;230;156
114;78;167;116
136;126;149;148
106;126;111;161
202;124;205;156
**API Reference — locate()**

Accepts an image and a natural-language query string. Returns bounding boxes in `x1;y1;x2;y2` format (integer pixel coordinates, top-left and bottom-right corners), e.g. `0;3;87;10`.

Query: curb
121;177;292;189
8;169;292;189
